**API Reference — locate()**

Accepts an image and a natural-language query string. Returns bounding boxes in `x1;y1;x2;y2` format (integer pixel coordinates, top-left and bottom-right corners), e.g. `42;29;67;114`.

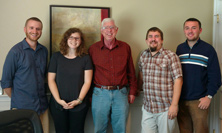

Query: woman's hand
67;100;80;109
57;99;70;109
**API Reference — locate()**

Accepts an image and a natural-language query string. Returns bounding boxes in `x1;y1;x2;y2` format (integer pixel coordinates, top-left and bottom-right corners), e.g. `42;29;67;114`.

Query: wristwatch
207;95;212;99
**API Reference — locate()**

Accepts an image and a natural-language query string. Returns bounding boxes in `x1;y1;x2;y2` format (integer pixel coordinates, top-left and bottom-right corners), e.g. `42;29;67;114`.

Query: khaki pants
39;108;49;133
178;100;209;133
141;106;179;133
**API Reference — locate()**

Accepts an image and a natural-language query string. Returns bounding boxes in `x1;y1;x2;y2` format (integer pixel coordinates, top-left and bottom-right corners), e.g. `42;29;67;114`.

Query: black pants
49;99;89;133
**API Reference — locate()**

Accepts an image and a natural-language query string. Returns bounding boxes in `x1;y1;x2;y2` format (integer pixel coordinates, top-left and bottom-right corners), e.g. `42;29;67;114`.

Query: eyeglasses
68;36;80;41
101;26;117;30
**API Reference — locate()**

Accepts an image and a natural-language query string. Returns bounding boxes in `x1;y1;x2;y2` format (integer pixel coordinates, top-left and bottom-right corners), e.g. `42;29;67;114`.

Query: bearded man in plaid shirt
138;27;183;133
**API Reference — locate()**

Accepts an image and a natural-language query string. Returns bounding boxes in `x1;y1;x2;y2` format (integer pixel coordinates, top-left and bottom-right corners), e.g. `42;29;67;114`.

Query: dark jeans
49;99;88;133
177;100;209;133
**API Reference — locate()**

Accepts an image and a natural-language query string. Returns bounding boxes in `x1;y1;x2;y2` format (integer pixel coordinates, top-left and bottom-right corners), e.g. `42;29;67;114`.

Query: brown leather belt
95;85;124;90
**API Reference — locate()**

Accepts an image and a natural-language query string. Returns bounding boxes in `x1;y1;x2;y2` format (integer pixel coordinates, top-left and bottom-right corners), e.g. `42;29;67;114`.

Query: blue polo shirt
1;38;48;114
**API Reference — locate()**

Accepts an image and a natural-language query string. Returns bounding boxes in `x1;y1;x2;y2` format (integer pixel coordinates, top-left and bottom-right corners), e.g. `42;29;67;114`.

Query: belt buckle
107;86;112;90
109;86;119;90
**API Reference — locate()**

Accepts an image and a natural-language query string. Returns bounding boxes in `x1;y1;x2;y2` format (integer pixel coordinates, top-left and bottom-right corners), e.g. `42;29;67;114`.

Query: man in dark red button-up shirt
89;18;137;133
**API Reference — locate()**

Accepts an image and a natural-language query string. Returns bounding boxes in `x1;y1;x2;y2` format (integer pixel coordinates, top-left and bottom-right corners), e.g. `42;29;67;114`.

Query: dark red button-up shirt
89;39;137;95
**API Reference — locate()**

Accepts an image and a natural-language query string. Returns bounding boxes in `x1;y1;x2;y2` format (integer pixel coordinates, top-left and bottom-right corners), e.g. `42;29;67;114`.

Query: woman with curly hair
48;28;93;133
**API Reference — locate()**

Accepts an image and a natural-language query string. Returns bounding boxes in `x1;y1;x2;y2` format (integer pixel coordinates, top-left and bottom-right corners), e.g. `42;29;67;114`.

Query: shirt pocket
93;87;102;96
155;62;168;69
139;60;150;71
154;57;169;70
153;62;169;76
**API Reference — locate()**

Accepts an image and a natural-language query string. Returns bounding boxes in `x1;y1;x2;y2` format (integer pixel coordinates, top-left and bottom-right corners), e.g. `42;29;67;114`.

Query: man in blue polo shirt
1;17;49;133
176;18;221;133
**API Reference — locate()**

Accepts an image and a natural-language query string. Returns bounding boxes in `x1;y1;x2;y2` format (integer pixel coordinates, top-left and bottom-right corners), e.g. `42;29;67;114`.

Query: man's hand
135;89;141;96
198;96;211;109
168;104;178;120
4;88;12;98
128;95;135;104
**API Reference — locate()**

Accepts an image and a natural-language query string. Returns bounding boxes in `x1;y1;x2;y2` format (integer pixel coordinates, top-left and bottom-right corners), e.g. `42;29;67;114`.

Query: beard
149;40;158;52
26;32;41;42
150;47;157;52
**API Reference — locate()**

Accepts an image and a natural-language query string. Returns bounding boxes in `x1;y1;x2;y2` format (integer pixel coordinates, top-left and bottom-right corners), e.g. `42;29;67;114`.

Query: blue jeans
92;87;129;133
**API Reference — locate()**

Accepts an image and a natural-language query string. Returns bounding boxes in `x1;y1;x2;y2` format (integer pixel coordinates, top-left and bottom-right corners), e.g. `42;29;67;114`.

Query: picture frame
50;5;110;56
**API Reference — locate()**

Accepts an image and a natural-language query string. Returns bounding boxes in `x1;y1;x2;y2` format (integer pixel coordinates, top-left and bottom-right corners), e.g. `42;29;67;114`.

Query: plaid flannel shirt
138;48;182;113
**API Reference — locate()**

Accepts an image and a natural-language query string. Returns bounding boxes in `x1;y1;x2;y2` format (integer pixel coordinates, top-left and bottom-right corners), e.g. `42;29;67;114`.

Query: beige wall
0;0;213;77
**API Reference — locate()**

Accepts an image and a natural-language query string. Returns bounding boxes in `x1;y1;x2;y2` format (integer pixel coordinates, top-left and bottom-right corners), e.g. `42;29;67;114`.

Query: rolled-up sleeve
1;50;17;89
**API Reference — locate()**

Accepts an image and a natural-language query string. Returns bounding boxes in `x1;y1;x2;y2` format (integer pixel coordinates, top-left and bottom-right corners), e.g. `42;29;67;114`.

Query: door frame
211;0;222;132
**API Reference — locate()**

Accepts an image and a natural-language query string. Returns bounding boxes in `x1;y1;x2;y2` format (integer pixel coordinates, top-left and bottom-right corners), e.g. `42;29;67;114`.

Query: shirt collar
185;38;201;48
99;38;119;50
22;38;43;51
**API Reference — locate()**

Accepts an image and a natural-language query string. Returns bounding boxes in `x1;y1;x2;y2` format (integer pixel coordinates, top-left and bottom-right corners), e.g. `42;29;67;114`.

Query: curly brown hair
60;28;86;56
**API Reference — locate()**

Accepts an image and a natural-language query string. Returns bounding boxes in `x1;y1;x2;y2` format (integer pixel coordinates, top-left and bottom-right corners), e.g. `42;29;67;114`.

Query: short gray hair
101;18;115;27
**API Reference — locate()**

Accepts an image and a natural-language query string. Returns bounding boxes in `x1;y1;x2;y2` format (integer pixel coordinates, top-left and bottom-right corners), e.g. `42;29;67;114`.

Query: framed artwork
50;5;110;56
